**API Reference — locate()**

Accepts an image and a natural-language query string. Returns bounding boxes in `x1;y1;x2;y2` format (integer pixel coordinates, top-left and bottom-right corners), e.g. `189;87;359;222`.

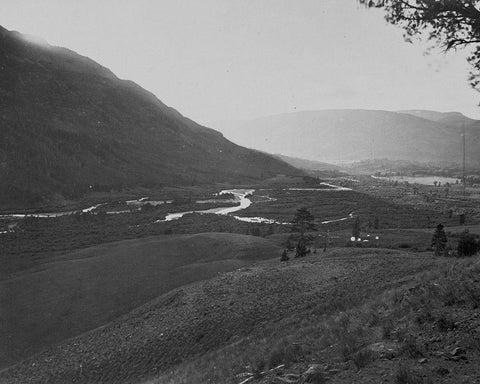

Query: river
1;183;354;226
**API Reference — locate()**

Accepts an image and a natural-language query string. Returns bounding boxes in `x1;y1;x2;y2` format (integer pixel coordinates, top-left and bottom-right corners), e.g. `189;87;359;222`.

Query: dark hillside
0;233;280;368
0;26;298;209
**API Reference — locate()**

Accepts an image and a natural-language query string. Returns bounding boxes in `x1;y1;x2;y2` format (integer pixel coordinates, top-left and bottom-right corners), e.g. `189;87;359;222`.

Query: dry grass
0;233;280;368
4;251;480;384
395;363;432;384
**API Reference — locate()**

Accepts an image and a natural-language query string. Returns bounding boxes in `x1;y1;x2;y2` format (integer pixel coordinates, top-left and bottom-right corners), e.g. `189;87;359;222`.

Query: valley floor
3;175;480;383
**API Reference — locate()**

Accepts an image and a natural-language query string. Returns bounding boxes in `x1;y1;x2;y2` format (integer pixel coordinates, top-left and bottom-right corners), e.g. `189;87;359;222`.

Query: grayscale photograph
2;1;480;383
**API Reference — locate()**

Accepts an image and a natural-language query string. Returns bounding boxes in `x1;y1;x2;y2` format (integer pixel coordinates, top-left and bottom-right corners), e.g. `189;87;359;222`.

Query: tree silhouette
291;207;316;257
374;216;380;230
359;1;480;92
352;216;361;239
431;223;447;256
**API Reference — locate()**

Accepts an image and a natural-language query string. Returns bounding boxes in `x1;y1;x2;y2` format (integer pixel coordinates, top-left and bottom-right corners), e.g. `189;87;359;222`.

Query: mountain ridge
211;109;480;166
0;26;299;209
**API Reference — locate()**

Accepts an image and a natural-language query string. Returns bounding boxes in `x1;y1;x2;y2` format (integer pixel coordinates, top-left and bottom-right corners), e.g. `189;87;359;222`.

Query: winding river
157;183;353;224
0;183;354;226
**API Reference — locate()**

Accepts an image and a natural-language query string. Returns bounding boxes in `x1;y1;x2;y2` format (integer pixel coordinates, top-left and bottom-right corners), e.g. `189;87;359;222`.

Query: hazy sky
3;0;480;124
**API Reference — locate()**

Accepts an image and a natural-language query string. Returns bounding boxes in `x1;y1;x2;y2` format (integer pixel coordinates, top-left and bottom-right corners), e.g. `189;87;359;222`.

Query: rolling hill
0;26;298;209
211;109;480;166
0;232;281;368
0;248;443;384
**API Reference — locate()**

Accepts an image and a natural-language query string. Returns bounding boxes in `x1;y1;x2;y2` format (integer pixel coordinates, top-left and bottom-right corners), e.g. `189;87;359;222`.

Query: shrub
352;348;374;369
330;313;365;361
435;315;456;332
295;241;308;258
381;317;395;339
395;363;431;384
280;249;289;262
457;230;479;257
399;335;423;358
267;341;302;368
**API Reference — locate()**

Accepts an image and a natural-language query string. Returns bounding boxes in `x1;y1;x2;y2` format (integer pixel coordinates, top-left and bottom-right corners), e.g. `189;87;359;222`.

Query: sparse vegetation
395;363;430;384
431;223;447;256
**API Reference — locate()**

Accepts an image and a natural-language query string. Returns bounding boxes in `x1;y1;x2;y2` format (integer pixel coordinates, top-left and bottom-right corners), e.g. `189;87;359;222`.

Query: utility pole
462;120;466;196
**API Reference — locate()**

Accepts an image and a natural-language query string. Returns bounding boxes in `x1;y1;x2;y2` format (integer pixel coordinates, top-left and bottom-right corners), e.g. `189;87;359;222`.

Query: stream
0;183;354;226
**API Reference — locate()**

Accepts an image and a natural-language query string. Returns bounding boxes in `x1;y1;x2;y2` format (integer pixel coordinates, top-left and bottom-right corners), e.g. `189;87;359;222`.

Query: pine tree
352;216;361;239
431;224;447;256
290;207;316;258
295;240;308;258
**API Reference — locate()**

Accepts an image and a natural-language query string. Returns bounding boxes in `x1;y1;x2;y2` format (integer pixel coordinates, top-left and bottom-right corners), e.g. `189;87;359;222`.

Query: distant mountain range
211;109;480;167
273;154;341;173
0;26;298;209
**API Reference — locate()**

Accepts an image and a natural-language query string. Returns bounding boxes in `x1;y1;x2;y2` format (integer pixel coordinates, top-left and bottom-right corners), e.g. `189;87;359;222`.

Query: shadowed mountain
0;26;298;209
211;109;480;166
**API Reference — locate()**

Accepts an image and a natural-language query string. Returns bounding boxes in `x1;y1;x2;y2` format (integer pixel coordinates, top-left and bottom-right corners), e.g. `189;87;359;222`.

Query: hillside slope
0;26;298;209
0;248;441;384
0;233;280;368
211;109;480;166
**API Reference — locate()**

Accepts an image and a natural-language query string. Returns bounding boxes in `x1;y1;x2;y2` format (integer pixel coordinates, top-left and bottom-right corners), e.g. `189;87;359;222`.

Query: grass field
0;233;280;369
0;247;447;384
242;188;461;230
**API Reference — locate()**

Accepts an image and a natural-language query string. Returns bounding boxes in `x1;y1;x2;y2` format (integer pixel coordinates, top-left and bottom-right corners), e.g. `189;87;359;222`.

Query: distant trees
291;207;316;257
431;223;447;256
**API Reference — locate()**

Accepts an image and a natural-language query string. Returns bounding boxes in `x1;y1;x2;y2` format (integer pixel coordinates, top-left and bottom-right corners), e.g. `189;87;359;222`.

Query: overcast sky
2;0;480;124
